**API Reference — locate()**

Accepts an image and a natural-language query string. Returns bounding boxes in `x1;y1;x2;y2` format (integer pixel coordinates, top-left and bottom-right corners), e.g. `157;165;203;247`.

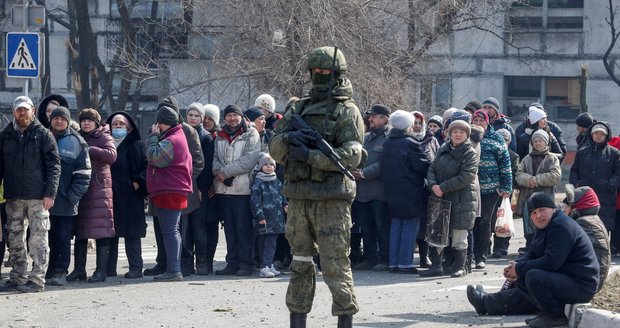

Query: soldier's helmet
307;47;347;74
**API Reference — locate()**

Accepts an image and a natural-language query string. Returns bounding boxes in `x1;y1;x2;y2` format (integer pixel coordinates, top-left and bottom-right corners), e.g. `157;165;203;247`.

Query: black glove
289;140;309;162
286;129;316;146
223;176;235;186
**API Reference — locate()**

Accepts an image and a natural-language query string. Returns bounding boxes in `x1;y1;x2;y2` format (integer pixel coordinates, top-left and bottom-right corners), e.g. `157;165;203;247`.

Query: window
506;76;581;121
418;78;451;113
508;0;583;31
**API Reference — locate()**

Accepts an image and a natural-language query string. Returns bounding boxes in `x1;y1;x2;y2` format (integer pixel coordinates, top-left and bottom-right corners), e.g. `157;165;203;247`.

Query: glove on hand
288;140;309;162
286;129;316;146
223;176;235;186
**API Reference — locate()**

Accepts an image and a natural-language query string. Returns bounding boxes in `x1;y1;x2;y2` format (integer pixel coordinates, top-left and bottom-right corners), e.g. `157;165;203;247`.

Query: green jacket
427;140;479;230
269;79;364;201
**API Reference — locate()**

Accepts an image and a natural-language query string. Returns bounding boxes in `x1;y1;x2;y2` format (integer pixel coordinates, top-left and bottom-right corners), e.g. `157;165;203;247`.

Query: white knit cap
528;106;547;124
203;104;220;123
389;110;415;130
254;94;276;113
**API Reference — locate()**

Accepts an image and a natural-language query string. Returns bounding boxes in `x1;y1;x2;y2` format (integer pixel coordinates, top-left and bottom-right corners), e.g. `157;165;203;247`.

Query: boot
206;258;214;274
195;256;209;275
337;315;352;328
290;313;307;328
419;247;444;277
448;249;467;278
67;240;88;282
417;239;431;268
181;258;194;277
88;244;109;283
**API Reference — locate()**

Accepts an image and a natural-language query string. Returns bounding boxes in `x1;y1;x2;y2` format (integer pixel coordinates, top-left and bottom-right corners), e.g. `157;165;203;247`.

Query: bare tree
604;0;620;87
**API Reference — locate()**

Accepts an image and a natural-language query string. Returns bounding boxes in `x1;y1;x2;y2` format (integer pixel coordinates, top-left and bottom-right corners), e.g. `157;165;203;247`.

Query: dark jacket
76;126;117;240
427;140;478;230
381;129;430;219
0;119;60;200
356;125;390;202
37;94;69;129
265;113;282;131
570;122;620;230
194;124;215;194
106;113;148;239
508;149;519;188
491;116;517;151
50;127;91;216
250;173;287;234
516;210;599;296
515;120;566;162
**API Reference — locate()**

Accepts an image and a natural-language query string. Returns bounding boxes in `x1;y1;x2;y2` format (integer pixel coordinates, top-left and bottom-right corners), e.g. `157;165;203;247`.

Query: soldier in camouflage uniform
0;96;61;293
269;47;364;328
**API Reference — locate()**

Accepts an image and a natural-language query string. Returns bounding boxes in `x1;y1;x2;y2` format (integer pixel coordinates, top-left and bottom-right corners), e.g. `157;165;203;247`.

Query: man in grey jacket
351;105;391;271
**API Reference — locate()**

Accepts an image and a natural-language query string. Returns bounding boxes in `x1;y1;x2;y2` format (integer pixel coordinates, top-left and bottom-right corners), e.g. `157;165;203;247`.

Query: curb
566;266;620;328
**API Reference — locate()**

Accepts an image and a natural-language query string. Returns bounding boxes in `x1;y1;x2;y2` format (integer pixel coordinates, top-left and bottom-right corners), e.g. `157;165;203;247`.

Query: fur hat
203;104;220;124
575;113;594;129
78;108;102;127
531;129;549;145
528;106;547;125
254;94;276;113
50;106;71;124
244;106;265;122
187;102;205;120
389;110;415;130
527;192;556;214
157;106;179;126
447;120;471;138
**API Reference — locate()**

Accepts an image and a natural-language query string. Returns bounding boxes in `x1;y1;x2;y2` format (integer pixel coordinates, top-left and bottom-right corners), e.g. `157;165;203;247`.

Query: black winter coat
380;129;430;219
106;113;148;239
0;119;60;199
515;120;566;162
570;122;620;230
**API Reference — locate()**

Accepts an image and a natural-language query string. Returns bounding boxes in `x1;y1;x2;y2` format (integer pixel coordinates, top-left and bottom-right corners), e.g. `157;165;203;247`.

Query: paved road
0;216;617;328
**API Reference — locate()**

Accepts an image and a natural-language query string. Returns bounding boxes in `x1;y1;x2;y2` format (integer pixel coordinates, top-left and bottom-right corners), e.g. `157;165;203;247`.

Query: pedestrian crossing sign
6;32;40;78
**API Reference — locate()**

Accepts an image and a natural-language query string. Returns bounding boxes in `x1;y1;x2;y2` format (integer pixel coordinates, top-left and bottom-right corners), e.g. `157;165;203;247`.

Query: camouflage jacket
250;173;287;234
269;79;364;201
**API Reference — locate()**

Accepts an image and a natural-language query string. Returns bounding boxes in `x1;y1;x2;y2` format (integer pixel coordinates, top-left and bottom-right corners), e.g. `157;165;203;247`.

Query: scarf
255;171;277;181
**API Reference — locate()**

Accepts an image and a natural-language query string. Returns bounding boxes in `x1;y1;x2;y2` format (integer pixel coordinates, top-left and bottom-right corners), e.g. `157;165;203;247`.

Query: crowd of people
0;46;616;328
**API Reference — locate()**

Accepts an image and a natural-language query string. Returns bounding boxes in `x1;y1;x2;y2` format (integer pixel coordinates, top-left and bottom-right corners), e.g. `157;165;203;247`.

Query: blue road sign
6;32;40;78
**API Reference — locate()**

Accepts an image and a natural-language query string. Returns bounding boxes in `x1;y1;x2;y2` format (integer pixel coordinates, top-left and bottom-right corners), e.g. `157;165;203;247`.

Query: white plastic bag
495;197;514;238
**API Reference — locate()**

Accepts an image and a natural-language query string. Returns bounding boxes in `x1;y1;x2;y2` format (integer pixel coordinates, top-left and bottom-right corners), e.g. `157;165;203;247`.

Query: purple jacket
146;124;192;198
76;126;117;239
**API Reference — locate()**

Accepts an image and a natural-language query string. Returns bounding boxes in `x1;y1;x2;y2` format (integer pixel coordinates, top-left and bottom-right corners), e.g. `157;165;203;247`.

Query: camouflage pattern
6;199;50;287
306;47;347;73
285;199;358;316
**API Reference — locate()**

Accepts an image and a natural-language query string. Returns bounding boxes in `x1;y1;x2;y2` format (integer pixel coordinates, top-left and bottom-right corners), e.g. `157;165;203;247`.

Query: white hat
528;106;547;124
203;104;220;124
13;95;34;111
389;110;415;130
187;102;205;120
254;94;276;113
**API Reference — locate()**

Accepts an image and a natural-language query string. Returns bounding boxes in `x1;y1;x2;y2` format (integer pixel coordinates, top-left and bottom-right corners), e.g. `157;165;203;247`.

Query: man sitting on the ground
467;192;601;328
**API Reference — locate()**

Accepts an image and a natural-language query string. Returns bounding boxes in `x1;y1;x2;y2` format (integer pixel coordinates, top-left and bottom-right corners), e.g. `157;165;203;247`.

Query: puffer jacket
212;121;261;195
250;173;287;234
515;150;561;217
76;126;117;240
570;122;620;230
428;140;478;230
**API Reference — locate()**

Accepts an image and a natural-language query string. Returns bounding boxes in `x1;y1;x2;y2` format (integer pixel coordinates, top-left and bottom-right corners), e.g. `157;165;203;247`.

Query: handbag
425;196;451;247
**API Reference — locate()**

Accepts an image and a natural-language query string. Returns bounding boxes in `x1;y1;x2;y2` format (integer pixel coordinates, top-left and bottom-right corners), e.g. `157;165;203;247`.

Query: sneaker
372;263;389;271
48;273;67;286
259;266;275;278
17;281;44;293
269;264;281;276
475;261;486;269
237;269;252;276
0;280;19;292
153;271;183;282
215;266;238;275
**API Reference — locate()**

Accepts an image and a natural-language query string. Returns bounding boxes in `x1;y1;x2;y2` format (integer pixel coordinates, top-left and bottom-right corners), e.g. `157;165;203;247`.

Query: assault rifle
289;114;355;180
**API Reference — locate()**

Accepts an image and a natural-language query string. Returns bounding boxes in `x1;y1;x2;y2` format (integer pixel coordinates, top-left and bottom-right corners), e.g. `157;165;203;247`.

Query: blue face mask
112;128;128;139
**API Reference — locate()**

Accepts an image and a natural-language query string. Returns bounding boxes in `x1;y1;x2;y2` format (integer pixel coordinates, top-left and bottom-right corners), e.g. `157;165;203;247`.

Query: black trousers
48;215;76;273
108;236;143;273
218;195;254;271
486;286;538;315
473;193;500;262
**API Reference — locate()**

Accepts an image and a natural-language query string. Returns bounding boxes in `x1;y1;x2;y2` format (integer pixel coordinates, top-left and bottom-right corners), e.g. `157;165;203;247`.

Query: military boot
290;313;307;328
88;244;109;283
67;240;88;282
419;247;444;277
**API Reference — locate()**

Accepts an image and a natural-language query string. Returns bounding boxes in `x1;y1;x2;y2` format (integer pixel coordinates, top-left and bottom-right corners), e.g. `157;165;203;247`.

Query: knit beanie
591;122;608;136
254;94;276;113
389;110;415;130
157;106;179;126
575;113;594;128
447;120;471;138
527;192;556;214
530;102;544;111
451;110;471;123
158;96;179;112
473;109;489;125
369;104;391;117
464;100;482;113
223;104;243;117
259;155;276;168
50;106;71;124
496;128;512;145
244;106;265;122
442;107;459;126
428;115;443;129
203;104;220;123
78;108;102;127
187;102;205;120
482;97;500;114
528;106;547;124
531;129;549;145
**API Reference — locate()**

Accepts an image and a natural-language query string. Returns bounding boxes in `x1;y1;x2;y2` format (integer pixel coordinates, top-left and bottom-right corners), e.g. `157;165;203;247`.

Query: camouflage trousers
6;199;50;287
285;199;359;316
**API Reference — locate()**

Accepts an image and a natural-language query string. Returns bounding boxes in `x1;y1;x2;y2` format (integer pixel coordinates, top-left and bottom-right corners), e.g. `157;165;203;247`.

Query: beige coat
515;152;561;216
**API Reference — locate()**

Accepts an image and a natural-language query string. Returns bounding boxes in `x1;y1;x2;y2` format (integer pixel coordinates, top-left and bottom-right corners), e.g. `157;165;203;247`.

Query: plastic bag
495;197;514;238
425;196;451;247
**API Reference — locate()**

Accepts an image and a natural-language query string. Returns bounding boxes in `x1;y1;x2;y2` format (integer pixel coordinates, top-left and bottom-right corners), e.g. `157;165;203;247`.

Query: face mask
311;71;331;87
112;128;128;139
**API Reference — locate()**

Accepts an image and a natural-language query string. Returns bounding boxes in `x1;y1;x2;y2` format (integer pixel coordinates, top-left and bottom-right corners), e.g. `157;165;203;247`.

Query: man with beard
0;96;61;293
